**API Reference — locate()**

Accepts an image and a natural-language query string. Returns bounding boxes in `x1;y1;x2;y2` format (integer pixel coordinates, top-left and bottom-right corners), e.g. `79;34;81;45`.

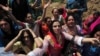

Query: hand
43;0;51;9
26;28;32;32
90;38;100;45
82;38;100;45
0;4;11;12
27;28;37;38
17;29;25;38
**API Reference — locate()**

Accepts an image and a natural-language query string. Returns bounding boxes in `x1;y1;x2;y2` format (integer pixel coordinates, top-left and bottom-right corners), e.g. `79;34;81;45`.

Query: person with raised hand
43;20;100;56
0;0;51;30
0;17;20;47
0;34;49;56
82;24;100;56
4;28;42;54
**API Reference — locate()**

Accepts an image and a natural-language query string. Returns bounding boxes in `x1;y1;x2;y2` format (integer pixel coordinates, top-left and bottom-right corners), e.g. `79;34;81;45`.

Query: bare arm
28;28;43;48
4;29;24;52
30;0;38;9
66;9;79;13
39;0;51;22
0;4;23;25
28;28;37;38
62;31;100;46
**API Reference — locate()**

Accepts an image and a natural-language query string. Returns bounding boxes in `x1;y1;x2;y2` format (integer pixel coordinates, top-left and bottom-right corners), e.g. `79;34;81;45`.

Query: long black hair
65;14;75;23
19;29;34;45
90;24;100;37
0;17;16;46
49;20;61;38
0;17;15;34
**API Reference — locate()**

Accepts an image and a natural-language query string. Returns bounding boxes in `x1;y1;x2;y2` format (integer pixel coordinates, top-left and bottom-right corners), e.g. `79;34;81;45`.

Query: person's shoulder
44;35;52;42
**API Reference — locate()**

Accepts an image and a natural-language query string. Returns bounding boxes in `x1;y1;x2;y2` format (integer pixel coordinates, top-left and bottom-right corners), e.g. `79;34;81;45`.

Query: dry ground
46;0;100;20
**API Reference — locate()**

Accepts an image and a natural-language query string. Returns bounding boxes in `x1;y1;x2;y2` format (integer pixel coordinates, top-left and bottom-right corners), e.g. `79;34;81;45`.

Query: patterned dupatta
47;31;65;56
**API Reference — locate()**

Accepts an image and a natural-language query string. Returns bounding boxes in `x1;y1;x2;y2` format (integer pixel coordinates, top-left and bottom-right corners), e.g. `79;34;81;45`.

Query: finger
94;38;99;43
91;40;95;45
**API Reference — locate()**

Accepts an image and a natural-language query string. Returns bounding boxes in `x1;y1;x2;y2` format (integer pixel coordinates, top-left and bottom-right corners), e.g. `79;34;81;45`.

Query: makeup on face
52;21;61;34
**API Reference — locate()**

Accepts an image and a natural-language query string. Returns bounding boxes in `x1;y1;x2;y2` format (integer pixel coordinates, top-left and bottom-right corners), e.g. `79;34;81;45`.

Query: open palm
43;0;51;9
0;4;11;12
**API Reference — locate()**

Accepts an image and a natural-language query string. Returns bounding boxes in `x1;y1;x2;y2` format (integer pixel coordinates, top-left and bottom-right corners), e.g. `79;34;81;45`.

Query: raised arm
28;28;37;38
27;37;49;56
4;29;25;52
0;4;23;25
30;0;38;9
39;0;51;22
28;28;43;48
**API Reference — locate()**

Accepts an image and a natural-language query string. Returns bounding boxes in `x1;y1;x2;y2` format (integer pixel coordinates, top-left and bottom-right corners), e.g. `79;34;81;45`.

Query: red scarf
47;32;64;56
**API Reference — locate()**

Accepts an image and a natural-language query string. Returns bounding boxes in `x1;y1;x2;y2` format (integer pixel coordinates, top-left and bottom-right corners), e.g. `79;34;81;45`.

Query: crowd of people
0;0;100;56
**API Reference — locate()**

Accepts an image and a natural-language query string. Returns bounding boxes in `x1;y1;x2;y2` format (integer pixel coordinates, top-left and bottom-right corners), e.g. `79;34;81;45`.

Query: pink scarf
89;16;100;33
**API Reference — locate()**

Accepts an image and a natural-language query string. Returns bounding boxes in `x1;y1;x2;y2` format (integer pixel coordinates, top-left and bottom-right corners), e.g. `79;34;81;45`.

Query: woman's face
23;31;31;45
52;21;61;34
52;9;59;16
46;18;51;25
94;31;100;40
25;13;33;23
67;16;75;27
42;22;49;32
0;20;10;32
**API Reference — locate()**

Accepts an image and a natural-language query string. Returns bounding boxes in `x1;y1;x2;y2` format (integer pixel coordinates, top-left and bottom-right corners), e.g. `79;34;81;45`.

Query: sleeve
62;31;73;40
0;51;14;56
74;36;83;46
27;51;36;56
62;31;83;46
76;25;83;35
27;38;49;56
